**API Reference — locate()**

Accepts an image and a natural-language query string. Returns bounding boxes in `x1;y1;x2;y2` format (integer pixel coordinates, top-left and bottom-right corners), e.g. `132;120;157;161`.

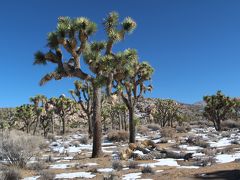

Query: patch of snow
85;162;98;166
49;163;76;169
139;158;179;167
23;176;40;180
209;137;232;148
215;152;240;163
97;168;114;173
123;172;142;180
55;172;96;179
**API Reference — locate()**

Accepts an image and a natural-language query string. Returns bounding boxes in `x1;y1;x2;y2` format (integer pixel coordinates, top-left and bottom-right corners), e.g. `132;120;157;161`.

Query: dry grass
107;130;129;142
160;127;176;138
147;124;161;131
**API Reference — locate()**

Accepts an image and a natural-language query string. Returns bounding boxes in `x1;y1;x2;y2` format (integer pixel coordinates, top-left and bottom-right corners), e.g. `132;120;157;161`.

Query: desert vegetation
1;11;240;180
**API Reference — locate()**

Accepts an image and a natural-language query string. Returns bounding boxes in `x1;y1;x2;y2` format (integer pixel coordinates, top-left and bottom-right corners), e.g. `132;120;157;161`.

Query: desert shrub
27;161;48;171
141;166;155;174
221;131;231;138
47;134;56;142
79;135;88;144
160;128;175;138
107;130;129;142
201;148;216;156
1;167;22;180
158;137;168;143
0;130;44;168
45;155;54;163
128;161;139;169
39;170;56;180
112;161;123;171
195;140;209;148
63;143;69;149
137;125;148;135
176;126;187;133
39;141;49;150
222;119;240;129
147;124;161;131
72;140;80;147
217;146;235;154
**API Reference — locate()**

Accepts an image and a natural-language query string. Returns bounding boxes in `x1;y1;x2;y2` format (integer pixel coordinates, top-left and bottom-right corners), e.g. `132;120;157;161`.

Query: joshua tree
34;12;136;157
48;96;78;135
203;91;235;131
112;49;154;143
15;104;35;133
30;95;47;135
70;80;93;138
153;99;180;127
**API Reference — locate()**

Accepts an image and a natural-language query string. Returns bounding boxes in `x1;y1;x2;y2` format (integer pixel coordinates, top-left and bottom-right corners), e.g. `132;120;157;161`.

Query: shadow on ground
195;170;240;180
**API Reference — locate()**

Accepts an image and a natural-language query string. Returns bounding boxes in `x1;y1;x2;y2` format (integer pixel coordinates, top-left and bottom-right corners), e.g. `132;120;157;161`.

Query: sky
0;0;240;107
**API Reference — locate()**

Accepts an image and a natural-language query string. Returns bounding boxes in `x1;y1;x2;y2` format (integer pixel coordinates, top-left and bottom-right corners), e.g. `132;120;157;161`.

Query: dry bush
195;140;209;148
27;161;48;171
141;166;155;174
128;161;139;169
0;130;44;168
72;140;80;147
176;126;187;133
222;119;240;129
47;134;56;142
160;128;175;138
39;170;56;180
1;167;22;180
79;135;88;144
147;124;161;131
201;148;216;156
221;131;231;138
217;146;236;154
112;161;123;171
107;130;129;142
137;125;149;135
158;137;168;143
45;155;54;163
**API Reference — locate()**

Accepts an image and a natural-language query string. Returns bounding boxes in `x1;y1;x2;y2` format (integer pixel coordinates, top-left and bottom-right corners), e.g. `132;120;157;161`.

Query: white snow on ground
49;163;76;169
23;176;40;180
55;172;96;179
179;145;203;152
215;152;240;163
123;172;142;180
97;168;114;173
209;137;232;148
139;158;180;167
85;162;98;166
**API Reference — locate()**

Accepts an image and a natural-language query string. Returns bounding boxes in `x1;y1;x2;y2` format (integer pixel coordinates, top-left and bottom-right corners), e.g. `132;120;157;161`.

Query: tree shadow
195;170;240;180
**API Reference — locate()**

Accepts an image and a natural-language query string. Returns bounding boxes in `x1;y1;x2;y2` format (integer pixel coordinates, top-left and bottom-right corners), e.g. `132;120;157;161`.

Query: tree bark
129;106;136;143
33;116;40;135
92;85;103;158
88;114;93;138
51;117;55;134
216;119;221;131
62;116;65;135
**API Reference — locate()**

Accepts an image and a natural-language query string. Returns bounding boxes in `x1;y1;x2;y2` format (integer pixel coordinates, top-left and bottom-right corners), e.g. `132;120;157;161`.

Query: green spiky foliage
15;104;35;133
153;99;181;127
110;49;153;143
34;12;137;158
70;80;93;138
48;95;78;135
0;108;16;130
203;91;236;131
30;95;47;135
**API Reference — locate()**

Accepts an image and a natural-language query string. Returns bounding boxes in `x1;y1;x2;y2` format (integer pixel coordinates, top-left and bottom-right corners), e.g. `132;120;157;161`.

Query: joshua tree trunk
88;114;93;138
129;106;136;143
216;119;221;131
92;85;103;158
33;116;40;135
61;116;65;135
51;117;55;134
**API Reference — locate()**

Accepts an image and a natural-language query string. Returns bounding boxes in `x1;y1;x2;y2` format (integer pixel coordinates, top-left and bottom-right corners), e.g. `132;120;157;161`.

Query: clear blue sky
1;0;240;107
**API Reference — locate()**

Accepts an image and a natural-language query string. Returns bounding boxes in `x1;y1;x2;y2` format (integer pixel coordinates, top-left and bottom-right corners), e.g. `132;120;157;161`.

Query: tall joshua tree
34;12;136;157
15;104;35;134
30;95;47;135
203;91;235;131
112;49;154;143
49;96;77;135
70;80;93;138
